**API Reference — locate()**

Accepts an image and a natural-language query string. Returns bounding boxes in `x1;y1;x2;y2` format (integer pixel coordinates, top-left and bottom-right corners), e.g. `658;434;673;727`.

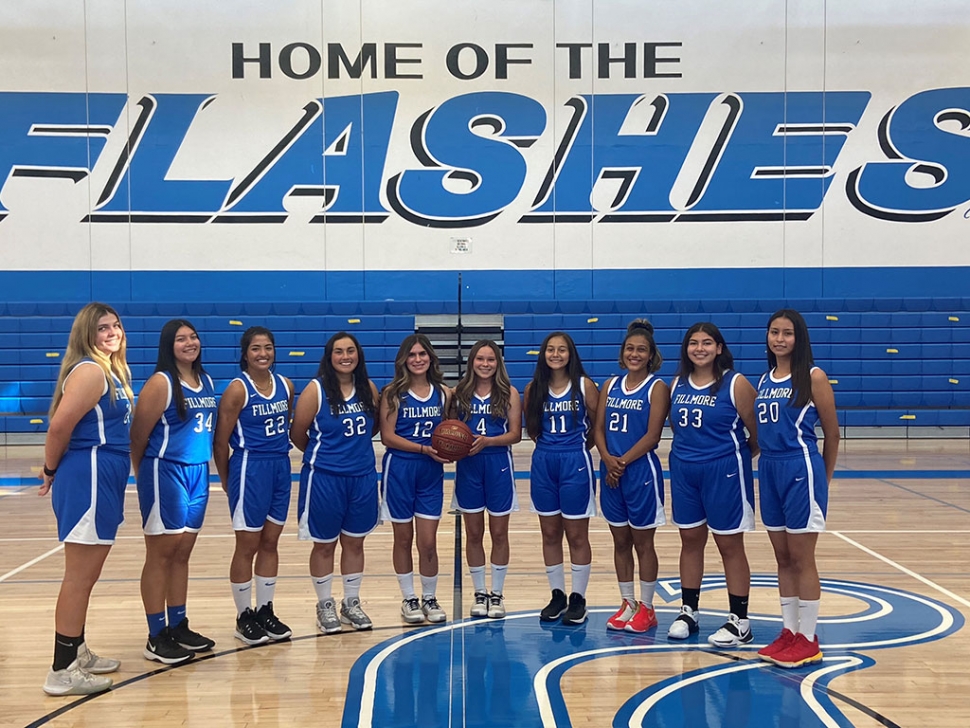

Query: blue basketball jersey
304;380;376;476
460;392;510;455
756;368;821;457
602;374;660;457
229;372;291;456
65;360;131;453
144;371;217;464
536;379;589;452
391;386;445;458
670;371;749;462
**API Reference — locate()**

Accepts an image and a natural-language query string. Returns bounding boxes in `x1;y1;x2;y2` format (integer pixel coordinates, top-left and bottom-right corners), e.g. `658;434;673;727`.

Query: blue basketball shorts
454;449;518;516
137;458;210;535
529;447;596;519
298;464;379;542
599;452;666;529
759;451;828;533
669;449;754;534
227;452;292;531
380;451;444;522
51;447;130;544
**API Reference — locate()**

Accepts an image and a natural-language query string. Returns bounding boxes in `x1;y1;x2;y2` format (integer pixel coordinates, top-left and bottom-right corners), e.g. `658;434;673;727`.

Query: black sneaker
170;617;215;652
144;627;194;665
540;589;568;622
255;602;292;641
562;593;588;625
235;607;270;645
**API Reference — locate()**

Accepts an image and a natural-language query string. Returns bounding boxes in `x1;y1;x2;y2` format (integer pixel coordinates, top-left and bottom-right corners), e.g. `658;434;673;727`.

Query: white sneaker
667;605;699;640
340;597;373;631
470;591;489;617
708;613;753;647
487;592;506;619
421;596;446;623
316;598;342;634
401;597;425;624
76;642;120;674
43;658;113;696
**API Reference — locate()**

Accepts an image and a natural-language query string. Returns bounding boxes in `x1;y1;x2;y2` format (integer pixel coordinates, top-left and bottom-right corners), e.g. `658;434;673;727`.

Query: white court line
0;544;64;583
832;531;970;610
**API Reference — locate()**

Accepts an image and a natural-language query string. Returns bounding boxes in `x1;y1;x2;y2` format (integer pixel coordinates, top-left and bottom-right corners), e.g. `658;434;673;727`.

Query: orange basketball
431;419;474;462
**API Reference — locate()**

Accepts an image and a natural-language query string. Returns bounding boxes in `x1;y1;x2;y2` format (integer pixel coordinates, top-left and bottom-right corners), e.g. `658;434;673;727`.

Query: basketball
431;419;474;461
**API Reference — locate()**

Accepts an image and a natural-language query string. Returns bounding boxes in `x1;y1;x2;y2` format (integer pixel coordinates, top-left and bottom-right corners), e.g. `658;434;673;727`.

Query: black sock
53;632;83;671
681;587;701;612
729;593;749;620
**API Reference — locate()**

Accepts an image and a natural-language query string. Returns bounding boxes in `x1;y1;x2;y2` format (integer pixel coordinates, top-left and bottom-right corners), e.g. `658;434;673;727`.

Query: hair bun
627;319;654;335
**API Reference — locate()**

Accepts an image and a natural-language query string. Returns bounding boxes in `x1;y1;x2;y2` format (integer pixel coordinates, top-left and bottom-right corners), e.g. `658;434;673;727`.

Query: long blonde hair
50;302;133;418
453;340;512;421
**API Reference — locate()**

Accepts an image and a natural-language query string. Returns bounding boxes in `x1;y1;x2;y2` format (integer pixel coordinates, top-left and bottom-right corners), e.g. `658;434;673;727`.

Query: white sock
469;565;487;593
545;563;566;593
420;574;438;599
798;599;820;640
397;572;416;600
490;563;508;594
570;562;591;597
618;581;635;602
640;580;657;607
343;573;363;601
781;596;799;632
254;574;276;609
312;574;333;603
231;581;253;616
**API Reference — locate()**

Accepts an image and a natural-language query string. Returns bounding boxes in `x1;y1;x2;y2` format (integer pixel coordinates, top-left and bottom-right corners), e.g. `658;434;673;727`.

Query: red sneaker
606;599;636;630
624;602;658;633
757;628;796;661
771;632;823;668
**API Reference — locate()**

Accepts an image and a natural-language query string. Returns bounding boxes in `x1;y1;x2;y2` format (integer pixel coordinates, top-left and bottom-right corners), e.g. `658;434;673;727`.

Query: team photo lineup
2;0;970;725
39;304;835;696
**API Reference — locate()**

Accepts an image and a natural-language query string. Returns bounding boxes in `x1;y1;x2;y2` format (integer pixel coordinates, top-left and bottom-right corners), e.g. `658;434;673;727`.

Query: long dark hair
382;333;445;416
239;326;275;371
155;319;205;421
675;322;733;396
767;309;814;408
525;331;587;440
317;331;376;416
619;319;663;373
454;339;512;421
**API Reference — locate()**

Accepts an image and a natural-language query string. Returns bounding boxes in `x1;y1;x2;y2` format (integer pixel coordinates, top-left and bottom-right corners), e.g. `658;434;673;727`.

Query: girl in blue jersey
291;332;381;634
667;323;759;648
593;320;669;634
451;340;522;619
525;331;599;626
39;303;133;696
214;327;295;645
380;334;452;624
755;309;839;669
130;319;217;665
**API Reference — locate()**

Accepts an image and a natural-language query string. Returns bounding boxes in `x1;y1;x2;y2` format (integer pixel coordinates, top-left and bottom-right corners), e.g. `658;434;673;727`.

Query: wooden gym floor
1;439;968;727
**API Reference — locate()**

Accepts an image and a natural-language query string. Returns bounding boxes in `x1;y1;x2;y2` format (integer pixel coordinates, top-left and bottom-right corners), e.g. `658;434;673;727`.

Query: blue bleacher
2;299;969;431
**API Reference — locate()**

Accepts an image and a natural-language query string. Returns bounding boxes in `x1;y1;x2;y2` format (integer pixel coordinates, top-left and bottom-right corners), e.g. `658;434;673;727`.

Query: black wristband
43;465;57;477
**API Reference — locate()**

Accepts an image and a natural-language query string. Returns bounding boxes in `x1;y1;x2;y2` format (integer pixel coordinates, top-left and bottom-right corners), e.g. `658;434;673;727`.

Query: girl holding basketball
291;332;381;634
593;320;669;633
667;322;758;648
380;334;452;624
525;331;599;626
755;310;839;668
451;339;522;619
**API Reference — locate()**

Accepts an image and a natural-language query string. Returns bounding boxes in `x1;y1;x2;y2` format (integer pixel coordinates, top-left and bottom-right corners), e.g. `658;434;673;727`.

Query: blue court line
3;469;968;488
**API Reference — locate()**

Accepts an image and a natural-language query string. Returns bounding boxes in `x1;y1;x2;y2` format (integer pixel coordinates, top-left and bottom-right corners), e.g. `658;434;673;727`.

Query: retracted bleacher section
2;298;969;439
